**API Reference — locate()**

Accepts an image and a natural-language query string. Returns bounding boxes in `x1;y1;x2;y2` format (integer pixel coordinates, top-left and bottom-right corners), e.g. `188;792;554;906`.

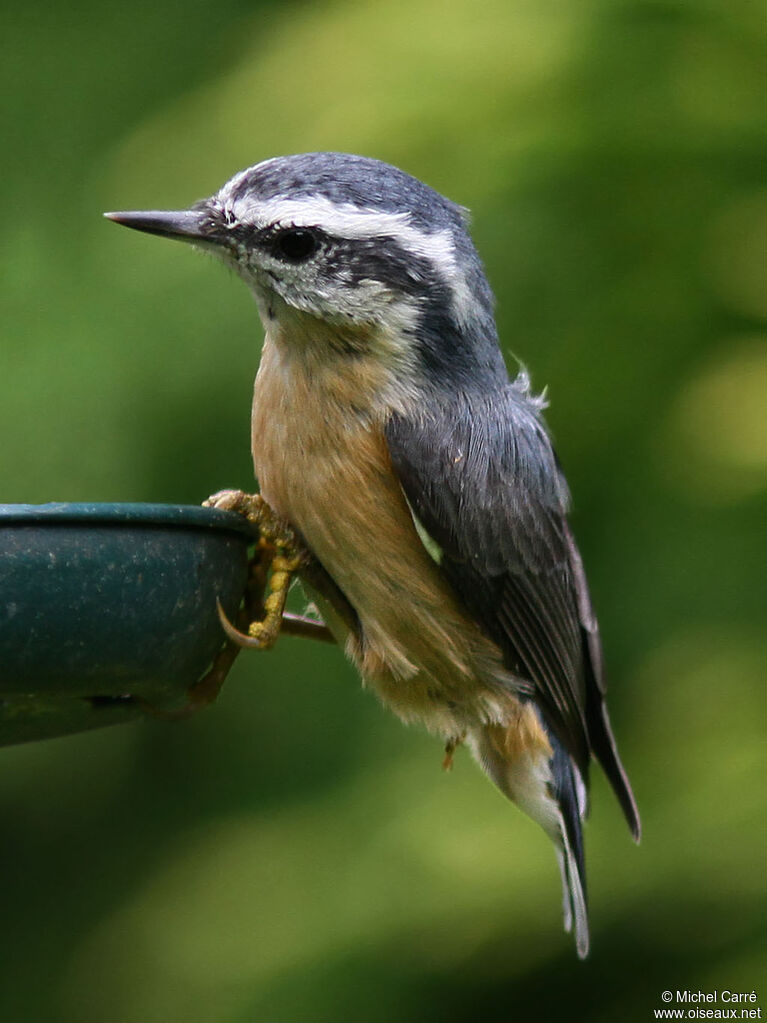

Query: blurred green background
1;0;766;1019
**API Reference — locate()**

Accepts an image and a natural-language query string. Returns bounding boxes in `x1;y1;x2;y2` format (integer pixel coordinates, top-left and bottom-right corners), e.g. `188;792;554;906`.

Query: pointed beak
103;208;211;243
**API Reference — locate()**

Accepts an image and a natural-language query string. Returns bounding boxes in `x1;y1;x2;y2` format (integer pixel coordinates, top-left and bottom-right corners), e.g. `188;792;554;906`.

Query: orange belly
250;331;511;736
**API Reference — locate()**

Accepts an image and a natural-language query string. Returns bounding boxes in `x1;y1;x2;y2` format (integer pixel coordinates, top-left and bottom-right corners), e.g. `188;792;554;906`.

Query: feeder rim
0;502;255;536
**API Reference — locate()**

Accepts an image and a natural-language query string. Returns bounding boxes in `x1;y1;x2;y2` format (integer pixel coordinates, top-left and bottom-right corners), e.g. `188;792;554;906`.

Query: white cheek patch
215;187;474;329
295;274;421;337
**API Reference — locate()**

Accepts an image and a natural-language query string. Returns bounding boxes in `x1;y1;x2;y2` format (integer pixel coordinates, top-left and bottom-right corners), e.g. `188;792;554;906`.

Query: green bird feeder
0;503;253;746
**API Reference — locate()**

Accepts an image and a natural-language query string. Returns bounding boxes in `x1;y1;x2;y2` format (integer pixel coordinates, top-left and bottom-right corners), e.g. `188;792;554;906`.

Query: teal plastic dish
0;503;253;745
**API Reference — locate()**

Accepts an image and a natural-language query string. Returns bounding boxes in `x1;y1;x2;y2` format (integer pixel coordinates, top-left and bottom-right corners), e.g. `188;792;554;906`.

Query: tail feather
556;837;589;958
549;729;589;958
468;718;590;958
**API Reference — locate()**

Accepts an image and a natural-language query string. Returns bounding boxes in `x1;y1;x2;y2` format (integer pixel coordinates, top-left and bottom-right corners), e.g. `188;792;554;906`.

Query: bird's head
107;153;504;386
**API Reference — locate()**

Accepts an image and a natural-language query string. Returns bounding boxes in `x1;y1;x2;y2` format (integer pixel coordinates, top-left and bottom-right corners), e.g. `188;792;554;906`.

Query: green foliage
0;0;765;1019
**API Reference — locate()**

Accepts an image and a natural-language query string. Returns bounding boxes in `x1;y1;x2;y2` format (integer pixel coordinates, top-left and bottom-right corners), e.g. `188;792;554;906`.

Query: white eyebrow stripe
221;191;474;327
231;192;452;260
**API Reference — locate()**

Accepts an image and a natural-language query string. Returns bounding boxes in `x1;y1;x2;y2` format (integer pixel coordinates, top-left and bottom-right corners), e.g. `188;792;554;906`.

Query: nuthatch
107;152;640;957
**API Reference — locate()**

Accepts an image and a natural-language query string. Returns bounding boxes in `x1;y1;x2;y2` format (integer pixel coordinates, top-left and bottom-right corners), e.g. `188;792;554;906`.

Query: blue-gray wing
385;380;639;838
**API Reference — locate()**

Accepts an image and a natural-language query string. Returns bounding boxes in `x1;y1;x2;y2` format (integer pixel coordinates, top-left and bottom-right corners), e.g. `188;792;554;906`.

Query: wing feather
386;380;639;837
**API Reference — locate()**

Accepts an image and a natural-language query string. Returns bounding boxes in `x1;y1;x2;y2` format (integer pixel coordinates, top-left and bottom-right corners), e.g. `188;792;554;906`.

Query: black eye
274;227;319;263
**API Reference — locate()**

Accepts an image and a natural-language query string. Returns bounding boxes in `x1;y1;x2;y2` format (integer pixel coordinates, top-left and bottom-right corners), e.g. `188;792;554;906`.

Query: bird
106;152;640;958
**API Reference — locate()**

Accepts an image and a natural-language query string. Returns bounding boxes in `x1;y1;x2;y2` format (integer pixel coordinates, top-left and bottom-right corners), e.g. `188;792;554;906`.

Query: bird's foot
217;549;304;650
143;493;333;721
204;489;295;545
442;735;464;771
204;489;309;651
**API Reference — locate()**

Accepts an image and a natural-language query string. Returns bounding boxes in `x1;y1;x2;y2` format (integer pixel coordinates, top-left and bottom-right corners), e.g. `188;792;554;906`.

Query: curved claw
216;599;267;649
